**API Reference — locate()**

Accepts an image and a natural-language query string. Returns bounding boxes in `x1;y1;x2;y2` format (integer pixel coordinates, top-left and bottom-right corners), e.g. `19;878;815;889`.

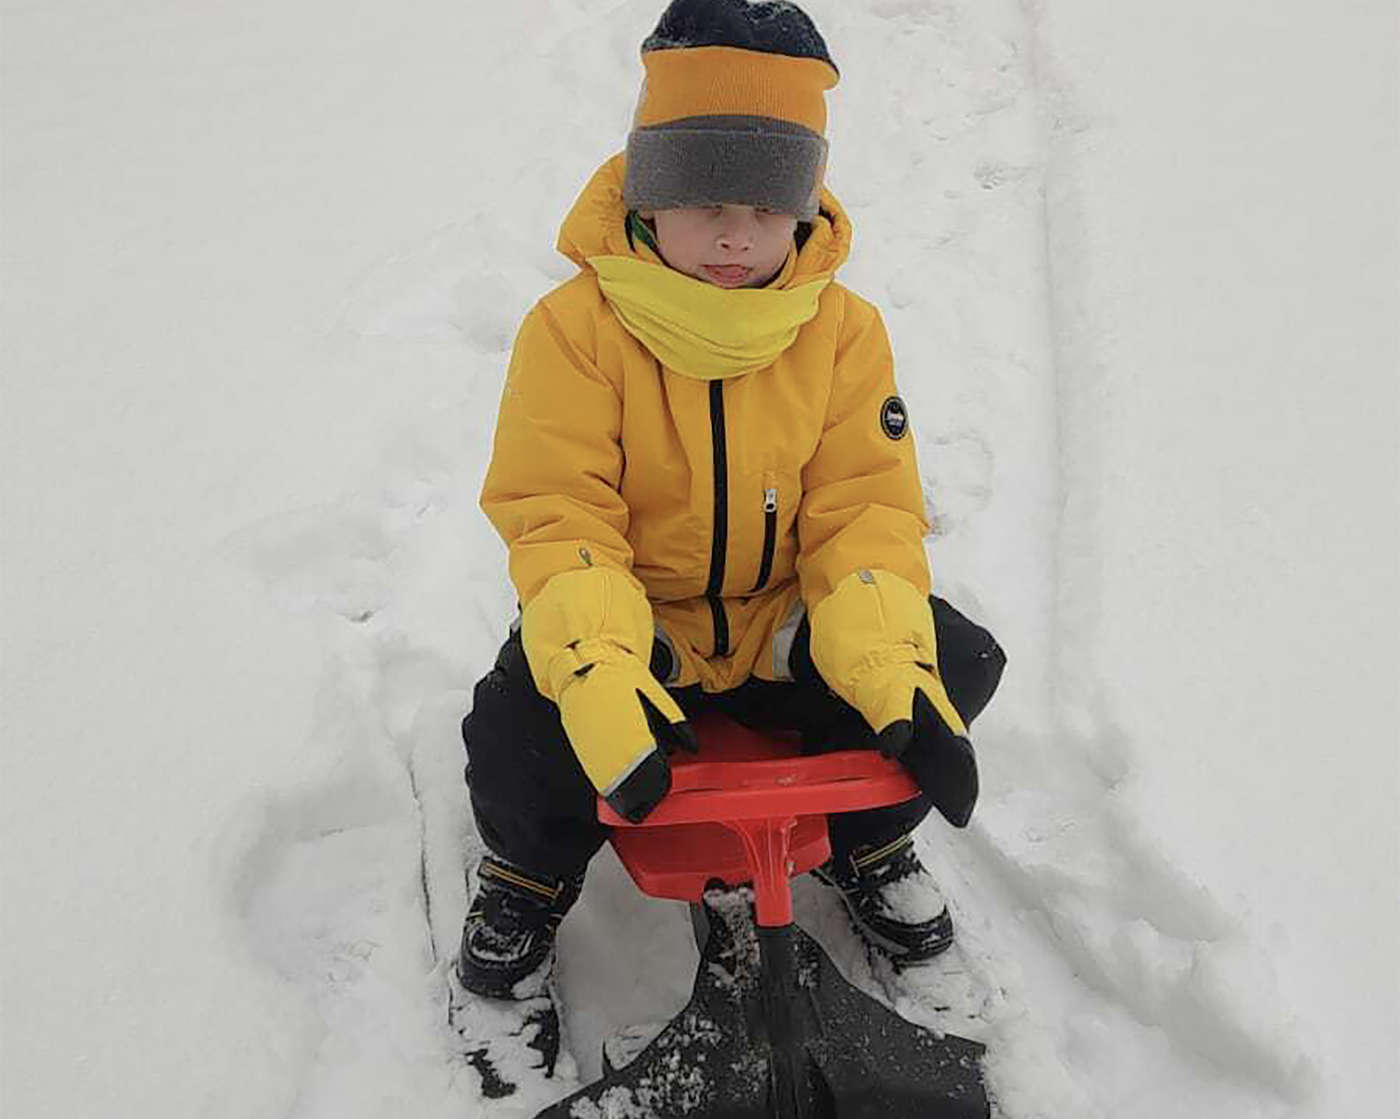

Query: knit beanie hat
623;0;839;221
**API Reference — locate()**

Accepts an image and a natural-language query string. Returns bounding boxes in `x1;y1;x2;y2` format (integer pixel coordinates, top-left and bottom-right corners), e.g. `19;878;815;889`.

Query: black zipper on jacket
706;380;730;657
749;485;778;594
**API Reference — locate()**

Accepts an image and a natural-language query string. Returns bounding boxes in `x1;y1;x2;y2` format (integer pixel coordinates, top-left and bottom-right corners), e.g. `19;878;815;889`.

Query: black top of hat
641;0;838;74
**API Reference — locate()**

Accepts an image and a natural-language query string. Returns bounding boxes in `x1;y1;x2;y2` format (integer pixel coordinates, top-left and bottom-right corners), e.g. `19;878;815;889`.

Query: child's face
644;204;799;288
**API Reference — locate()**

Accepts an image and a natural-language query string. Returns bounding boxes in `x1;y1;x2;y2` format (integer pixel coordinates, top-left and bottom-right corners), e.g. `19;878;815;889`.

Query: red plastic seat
600;710;920;928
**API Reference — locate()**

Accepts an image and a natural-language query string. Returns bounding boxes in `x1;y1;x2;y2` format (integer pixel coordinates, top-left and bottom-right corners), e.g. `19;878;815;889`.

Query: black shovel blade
534;889;988;1119
799;936;987;1118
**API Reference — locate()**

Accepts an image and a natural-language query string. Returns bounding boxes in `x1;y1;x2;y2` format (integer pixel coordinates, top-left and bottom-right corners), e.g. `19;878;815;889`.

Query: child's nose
716;230;753;253
716;214;757;252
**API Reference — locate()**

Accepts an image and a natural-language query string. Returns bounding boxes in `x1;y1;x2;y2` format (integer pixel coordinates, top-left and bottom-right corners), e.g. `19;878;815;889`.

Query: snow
2;1;1396;1118
873;863;950;925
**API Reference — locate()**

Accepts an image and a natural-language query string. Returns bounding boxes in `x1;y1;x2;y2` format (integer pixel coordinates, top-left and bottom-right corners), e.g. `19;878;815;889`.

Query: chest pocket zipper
750;478;779;594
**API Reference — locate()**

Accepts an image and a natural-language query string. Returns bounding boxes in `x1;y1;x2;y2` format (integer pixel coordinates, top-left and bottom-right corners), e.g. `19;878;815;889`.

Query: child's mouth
701;264;752;287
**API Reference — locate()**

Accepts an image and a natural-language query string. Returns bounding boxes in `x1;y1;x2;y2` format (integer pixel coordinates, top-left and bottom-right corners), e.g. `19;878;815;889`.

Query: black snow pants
462;595;1006;881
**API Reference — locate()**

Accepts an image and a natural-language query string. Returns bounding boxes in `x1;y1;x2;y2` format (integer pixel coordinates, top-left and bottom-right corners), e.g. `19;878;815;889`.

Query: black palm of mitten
876;689;979;829
604;690;699;824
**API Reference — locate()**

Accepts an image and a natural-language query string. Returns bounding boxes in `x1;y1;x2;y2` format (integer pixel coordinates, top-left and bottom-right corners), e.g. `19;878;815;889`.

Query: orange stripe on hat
634;45;838;134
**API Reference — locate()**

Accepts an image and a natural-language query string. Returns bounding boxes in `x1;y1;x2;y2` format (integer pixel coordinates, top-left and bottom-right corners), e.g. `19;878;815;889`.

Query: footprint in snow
924;428;996;536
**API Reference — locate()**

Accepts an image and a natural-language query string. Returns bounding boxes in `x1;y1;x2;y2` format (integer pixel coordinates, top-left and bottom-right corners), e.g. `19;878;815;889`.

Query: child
454;0;1004;1083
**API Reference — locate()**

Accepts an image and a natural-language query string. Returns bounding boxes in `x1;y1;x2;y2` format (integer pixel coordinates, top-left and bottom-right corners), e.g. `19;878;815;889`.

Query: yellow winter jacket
481;153;933;696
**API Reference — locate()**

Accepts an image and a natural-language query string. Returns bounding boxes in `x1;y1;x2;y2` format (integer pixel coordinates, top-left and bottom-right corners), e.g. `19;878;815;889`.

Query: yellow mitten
522;564;695;822
808;568;978;827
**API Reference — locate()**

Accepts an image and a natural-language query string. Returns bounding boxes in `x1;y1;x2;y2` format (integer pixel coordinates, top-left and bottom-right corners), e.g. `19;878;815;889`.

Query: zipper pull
762;486;778;513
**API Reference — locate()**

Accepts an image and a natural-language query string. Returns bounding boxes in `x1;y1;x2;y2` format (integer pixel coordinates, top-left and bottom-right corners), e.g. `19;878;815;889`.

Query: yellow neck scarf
589;254;831;381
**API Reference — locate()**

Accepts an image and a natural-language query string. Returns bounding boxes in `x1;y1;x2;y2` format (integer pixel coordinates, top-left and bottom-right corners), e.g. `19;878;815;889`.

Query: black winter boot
455;854;585;1000
813;833;955;969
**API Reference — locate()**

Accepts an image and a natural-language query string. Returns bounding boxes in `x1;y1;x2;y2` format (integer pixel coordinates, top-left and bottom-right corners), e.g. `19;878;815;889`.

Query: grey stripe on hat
625;115;827;220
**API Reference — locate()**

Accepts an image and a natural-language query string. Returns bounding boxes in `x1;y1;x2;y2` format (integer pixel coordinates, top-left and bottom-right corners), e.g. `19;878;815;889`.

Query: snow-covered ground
3;1;1396;1117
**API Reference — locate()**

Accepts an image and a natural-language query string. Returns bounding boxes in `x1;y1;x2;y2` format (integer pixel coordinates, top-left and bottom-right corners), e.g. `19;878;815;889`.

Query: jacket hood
556;152;853;287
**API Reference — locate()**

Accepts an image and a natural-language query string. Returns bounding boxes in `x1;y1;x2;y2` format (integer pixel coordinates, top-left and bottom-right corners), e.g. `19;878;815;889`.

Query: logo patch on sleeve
879;395;909;440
